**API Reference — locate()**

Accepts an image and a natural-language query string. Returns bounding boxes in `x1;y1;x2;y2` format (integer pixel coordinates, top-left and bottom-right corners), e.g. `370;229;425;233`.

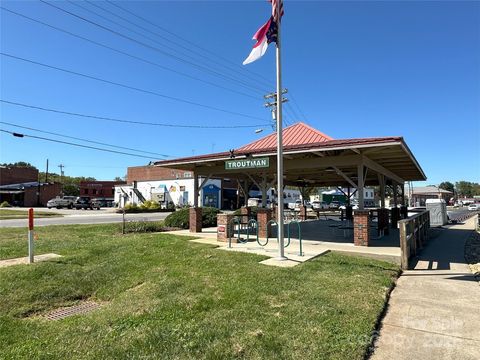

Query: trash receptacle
426;199;448;226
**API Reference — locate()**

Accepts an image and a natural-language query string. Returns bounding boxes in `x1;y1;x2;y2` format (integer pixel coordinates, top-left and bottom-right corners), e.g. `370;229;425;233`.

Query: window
184;172;192;178
92;189;97;195
84;189;89;195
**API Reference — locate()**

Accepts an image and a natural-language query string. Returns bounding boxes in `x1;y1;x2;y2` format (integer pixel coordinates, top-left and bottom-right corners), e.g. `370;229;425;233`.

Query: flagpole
275;1;286;260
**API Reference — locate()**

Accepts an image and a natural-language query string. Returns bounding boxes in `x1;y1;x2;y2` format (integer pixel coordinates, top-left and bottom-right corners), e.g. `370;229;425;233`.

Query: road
0;209;172;228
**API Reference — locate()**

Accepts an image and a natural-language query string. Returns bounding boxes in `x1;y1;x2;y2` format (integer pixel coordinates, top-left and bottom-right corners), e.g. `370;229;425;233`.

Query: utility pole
45;159;49;183
264;89;288;131
58;164;65;195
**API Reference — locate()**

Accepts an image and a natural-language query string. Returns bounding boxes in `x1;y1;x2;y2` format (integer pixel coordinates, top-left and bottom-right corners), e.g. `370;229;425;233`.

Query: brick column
189;207;202;233
240;206;251;224
354;210;370;246
257;208;272;239
217;214;234;242
391;207;400;228
377;208;390;235
299;205;307;221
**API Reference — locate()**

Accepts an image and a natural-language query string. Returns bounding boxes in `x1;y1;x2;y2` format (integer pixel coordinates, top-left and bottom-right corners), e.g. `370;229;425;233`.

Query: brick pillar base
189;207;202;233
299;205;307;221
354;210;371;246
217;214;234;242
391;207;400;228
377;208;390;235
257;208;272;239
240;206;251;224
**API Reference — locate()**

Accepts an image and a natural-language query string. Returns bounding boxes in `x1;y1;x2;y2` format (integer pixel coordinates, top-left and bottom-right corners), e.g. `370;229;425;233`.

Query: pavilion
154;122;426;247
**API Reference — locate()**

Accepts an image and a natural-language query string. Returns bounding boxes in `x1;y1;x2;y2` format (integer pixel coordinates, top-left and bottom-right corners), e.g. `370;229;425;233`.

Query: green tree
438;181;455;194
1;162;37;169
455;181;479;197
62;184;79;196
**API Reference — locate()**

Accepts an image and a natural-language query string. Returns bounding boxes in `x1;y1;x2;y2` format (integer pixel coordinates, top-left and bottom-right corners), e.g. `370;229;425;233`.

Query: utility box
426;199;448;226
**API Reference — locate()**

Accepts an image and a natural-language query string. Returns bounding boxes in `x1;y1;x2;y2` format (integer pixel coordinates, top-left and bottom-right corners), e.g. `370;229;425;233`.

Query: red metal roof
155;135;403;166
238;122;333;151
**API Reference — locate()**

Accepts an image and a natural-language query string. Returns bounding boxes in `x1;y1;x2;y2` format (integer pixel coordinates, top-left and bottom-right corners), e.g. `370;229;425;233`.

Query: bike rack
287;220;303;256
228;217;258;248
228;217;241;248
259;219;278;247
246;219;258;244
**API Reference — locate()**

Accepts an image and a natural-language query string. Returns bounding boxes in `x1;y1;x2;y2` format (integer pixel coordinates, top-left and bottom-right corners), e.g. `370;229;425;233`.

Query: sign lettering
225;157;270;170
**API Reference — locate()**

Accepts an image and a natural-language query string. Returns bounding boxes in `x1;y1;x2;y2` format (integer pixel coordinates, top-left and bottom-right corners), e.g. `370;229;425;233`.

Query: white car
47;196;76;209
339;203;359;210
467;203;480;211
312;201;328;210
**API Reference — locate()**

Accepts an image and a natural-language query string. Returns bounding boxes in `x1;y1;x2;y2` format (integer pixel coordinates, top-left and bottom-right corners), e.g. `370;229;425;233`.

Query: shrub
164;207;221;229
123;220;165;233
140;200;160;210
233;206;259;219
0;201;12;208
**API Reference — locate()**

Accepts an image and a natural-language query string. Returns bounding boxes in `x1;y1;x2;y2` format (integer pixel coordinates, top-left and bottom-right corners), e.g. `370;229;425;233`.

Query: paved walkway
372;217;480;360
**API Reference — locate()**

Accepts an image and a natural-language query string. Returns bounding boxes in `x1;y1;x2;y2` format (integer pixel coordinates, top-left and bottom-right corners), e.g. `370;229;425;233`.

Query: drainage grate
44;301;101;321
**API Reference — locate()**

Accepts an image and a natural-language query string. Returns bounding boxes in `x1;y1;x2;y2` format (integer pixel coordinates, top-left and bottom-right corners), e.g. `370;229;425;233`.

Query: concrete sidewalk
371;217;480;360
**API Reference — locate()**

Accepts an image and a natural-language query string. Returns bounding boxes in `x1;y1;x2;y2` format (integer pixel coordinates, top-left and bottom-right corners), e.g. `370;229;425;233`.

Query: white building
115;177;222;208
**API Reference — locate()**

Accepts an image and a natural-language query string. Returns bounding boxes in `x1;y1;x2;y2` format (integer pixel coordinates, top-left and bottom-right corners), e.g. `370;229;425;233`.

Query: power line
77;0;269;93
39;0;268;94
0;6;260;101
106;0;275;89
0;129;157;160
0;121;171;158
289;91;309;123
1;52;267;122
0;99;270;129
82;0;272;91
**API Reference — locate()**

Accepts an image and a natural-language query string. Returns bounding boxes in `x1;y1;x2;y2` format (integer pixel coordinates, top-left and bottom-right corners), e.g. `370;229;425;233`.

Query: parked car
467;203;480;211
247;198;261;207
74;196;100;210
46;196;76;209
339;203;359;210
312;201;328;210
328;201;341;209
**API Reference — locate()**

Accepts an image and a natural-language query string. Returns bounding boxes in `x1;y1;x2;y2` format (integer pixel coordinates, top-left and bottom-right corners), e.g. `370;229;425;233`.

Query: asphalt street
0;209;171;228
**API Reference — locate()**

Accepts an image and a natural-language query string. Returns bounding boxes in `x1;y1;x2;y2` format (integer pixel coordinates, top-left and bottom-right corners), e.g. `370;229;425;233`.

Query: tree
438;181;455;194
62;184;79;196
455;181;480;197
1;162;37;169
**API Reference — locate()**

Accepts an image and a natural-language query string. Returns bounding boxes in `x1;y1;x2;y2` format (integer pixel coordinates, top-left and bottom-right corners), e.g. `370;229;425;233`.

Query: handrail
398;210;430;269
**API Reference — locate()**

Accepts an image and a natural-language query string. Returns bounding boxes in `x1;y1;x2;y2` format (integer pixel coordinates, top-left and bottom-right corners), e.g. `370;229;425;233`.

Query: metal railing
399;210;430;270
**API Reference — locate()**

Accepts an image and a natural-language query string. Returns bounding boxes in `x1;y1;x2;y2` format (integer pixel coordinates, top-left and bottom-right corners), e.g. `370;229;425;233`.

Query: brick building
0;166;38;185
0;166;62;207
79;180;126;206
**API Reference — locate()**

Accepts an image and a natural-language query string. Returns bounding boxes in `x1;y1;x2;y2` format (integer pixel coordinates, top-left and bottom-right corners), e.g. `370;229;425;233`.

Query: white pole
276;4;286;260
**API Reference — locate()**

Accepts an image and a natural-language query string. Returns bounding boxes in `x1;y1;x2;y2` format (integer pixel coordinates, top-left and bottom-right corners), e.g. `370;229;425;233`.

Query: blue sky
1;0;479;185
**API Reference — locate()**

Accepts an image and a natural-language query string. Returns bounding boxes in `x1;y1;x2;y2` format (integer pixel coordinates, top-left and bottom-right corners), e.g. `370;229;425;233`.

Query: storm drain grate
44;301;101;321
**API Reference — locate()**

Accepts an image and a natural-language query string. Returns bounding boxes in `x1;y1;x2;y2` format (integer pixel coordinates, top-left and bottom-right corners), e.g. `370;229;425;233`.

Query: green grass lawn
0;224;399;359
0;209;63;220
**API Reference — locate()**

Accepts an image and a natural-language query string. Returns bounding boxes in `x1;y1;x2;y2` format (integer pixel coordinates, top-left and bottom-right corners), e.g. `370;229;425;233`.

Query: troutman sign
225;157;270;170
